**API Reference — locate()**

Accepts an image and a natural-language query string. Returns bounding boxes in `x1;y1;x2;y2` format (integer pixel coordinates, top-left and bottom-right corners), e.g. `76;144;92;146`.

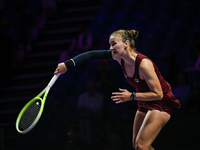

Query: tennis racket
16;73;60;134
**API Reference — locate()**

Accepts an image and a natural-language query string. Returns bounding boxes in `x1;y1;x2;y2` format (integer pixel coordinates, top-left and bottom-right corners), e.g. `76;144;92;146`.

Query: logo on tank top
135;78;139;83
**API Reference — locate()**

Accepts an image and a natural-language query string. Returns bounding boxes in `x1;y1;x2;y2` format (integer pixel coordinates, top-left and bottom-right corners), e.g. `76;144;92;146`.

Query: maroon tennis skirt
137;91;181;115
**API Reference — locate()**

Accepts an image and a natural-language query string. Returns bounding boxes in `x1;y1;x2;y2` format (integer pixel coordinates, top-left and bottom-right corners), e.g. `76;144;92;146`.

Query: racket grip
48;73;61;88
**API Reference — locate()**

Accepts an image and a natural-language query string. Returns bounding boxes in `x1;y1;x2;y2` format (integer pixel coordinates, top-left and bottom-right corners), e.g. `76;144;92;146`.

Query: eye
111;42;116;46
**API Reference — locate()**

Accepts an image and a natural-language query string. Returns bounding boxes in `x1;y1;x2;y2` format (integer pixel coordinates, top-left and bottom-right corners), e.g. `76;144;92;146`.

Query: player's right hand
54;62;68;74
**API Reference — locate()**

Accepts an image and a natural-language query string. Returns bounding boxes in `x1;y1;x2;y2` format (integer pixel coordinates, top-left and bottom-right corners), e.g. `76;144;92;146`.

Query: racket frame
16;73;60;134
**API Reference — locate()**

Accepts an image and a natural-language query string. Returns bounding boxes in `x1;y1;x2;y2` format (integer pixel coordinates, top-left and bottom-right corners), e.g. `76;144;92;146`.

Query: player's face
109;34;126;59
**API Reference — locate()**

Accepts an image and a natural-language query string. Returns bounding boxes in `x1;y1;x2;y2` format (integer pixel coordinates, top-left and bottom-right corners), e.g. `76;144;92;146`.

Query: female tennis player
54;29;181;150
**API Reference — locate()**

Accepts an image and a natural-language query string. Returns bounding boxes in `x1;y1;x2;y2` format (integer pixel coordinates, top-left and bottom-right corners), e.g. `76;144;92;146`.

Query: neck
122;49;137;65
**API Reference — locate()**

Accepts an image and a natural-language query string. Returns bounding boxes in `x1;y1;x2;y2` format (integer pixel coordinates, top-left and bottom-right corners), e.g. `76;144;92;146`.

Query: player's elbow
157;91;163;100
153;88;163;100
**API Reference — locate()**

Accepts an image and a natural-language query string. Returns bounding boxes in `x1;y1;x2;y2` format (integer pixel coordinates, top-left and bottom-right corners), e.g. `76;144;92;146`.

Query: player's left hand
111;88;132;104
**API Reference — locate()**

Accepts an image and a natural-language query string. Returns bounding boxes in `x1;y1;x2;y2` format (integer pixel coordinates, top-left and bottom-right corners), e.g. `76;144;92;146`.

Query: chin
112;54;120;60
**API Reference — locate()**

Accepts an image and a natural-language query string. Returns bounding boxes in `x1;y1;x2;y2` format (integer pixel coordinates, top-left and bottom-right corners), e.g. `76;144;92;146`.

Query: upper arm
139;59;163;97
72;50;113;65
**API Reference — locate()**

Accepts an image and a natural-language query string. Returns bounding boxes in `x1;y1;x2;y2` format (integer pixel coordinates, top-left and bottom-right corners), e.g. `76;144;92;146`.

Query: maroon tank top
121;51;181;111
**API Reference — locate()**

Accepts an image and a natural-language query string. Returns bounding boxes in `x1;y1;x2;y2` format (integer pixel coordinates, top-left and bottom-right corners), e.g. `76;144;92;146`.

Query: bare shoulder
139;58;155;79
140;58;154;70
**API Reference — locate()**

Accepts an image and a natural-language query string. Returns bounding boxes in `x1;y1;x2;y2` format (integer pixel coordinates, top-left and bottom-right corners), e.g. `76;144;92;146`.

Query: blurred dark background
0;0;200;150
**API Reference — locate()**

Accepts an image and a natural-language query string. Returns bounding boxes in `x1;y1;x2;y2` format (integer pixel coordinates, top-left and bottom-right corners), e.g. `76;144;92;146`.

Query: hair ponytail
127;30;139;40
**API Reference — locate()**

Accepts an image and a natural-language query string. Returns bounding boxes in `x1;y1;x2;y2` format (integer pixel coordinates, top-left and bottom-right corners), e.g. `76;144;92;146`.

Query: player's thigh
136;110;170;146
132;110;146;145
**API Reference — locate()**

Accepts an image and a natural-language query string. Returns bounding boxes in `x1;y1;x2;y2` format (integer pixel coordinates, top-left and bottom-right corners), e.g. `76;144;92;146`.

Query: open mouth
112;50;117;54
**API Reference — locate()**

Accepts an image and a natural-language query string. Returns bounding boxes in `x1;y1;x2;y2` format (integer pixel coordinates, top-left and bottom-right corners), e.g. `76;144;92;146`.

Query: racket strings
19;101;41;131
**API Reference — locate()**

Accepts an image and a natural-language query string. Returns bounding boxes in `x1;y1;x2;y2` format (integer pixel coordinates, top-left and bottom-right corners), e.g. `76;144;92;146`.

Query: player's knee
134;138;147;150
134;141;143;150
132;140;136;149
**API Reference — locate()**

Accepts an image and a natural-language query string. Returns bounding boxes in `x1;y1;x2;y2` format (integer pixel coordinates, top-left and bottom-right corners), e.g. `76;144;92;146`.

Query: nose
110;45;113;50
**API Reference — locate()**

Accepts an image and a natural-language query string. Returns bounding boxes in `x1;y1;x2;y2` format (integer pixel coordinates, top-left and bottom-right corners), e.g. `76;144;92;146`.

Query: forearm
111;89;163;104
54;50;112;74
135;91;163;101
64;50;112;69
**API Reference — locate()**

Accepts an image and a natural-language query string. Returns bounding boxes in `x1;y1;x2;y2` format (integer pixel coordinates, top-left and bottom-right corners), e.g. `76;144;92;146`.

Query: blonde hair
110;29;139;49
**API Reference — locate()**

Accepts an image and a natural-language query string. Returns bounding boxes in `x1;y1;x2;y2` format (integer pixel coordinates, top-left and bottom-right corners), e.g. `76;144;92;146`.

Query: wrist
130;92;136;101
64;59;75;69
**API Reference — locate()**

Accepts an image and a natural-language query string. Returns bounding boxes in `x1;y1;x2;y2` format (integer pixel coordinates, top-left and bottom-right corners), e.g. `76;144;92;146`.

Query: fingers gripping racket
16;73;60;134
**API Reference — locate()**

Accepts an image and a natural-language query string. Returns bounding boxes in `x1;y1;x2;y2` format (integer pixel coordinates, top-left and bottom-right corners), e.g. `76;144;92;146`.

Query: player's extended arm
54;50;112;74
